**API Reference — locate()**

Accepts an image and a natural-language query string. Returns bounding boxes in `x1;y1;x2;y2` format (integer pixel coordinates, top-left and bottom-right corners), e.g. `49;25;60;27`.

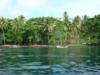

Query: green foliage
81;15;100;44
0;12;100;45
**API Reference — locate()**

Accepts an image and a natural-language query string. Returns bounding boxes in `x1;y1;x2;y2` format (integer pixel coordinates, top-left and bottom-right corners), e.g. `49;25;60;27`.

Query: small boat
12;45;19;48
56;45;69;48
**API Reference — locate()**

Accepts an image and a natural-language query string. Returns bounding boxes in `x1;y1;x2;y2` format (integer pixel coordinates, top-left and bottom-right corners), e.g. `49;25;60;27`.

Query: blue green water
0;46;100;75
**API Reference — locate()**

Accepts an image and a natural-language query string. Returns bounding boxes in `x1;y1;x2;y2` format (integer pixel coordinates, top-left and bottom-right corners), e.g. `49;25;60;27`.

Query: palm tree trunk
2;29;5;45
48;33;49;45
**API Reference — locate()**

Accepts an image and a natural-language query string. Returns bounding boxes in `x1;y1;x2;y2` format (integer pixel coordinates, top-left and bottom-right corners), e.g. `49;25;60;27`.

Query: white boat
12;45;19;48
56;45;69;48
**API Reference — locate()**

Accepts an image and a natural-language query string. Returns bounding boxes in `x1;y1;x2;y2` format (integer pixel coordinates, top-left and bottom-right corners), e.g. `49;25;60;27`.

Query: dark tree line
0;12;100;45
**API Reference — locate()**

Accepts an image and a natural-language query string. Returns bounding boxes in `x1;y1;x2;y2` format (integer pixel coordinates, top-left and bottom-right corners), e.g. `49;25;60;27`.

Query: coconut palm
0;18;8;44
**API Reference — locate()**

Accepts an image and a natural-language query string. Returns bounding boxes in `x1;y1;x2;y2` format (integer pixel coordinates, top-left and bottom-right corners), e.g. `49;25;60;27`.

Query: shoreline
0;44;99;48
0;45;54;48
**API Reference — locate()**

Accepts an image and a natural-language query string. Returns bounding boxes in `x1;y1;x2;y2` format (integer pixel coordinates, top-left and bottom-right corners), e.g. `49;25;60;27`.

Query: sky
0;0;100;18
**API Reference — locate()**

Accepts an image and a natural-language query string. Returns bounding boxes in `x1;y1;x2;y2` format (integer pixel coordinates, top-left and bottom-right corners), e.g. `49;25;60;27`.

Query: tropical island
0;0;100;75
0;12;100;47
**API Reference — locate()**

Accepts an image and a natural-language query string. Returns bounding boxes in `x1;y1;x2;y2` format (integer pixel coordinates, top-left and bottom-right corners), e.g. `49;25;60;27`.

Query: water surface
0;46;100;75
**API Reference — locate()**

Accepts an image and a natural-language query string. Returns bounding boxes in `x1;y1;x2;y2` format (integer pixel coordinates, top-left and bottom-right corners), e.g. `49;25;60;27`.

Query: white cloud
0;0;9;11
11;0;48;18
16;0;46;9
0;0;12;17
0;0;100;18
0;0;48;18
62;0;100;17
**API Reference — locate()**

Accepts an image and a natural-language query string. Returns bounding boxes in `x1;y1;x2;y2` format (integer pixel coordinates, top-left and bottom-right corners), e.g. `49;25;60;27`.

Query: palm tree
72;16;81;44
0;18;8;44
10;15;25;44
42;18;56;45
63;11;71;44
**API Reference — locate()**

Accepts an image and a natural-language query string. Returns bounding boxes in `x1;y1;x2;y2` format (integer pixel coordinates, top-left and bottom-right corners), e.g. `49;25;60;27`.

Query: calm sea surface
0;46;100;75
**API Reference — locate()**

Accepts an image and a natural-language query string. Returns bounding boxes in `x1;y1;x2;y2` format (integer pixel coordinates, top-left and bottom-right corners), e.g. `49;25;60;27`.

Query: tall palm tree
10;15;25;44
63;11;71;44
72;16;81;44
0;18;8;44
42;18;55;44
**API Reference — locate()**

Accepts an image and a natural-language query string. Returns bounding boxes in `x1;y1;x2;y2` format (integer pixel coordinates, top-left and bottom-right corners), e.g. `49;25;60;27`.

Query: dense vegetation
0;12;100;45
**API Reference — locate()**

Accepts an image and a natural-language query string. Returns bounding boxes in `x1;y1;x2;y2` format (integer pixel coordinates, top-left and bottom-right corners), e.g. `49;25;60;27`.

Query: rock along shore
0;45;54;48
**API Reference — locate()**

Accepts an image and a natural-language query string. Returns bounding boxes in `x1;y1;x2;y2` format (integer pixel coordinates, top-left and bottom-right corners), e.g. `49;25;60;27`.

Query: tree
10;15;25;44
63;11;71;44
81;15;100;44
72;16;81;44
0;18;8;44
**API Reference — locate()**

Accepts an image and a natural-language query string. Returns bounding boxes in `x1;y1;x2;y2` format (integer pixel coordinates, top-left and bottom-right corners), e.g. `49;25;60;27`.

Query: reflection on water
0;46;100;75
